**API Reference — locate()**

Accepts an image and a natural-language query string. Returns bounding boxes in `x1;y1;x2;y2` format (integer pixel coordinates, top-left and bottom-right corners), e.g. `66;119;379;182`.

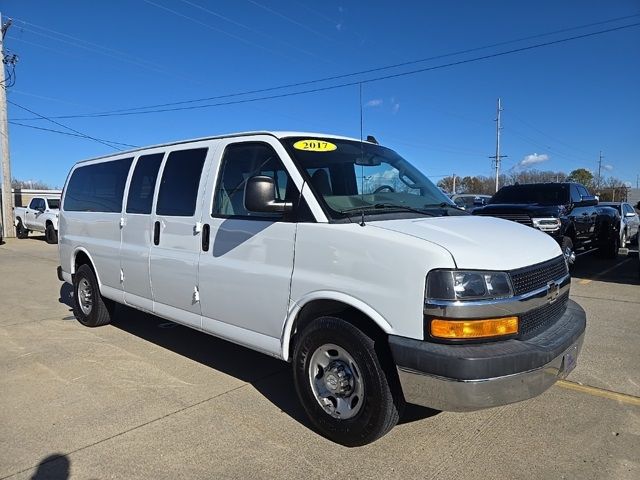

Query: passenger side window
577;185;589;198
29;198;38;210
570;185;582;203
212;142;294;219
64;158;134;212
156;148;208;216
126;153;164;214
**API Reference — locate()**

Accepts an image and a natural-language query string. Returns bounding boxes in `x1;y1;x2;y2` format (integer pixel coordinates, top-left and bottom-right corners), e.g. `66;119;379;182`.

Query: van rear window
64;158;133;212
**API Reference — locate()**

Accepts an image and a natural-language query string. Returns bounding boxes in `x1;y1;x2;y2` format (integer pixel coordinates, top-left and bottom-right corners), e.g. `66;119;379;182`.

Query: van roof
76;131;372;164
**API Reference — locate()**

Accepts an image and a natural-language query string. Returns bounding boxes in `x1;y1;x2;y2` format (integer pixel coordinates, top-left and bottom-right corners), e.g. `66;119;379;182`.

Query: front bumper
389;299;586;411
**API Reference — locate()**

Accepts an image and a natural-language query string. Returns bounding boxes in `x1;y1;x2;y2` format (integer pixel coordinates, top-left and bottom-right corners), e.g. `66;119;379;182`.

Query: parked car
473;182;620;264
451;194;492;212
14;196;60;244
57;132;586;446
599;202;639;247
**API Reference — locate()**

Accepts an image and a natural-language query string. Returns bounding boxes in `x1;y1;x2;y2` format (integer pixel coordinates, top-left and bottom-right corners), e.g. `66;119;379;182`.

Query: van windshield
282;137;461;220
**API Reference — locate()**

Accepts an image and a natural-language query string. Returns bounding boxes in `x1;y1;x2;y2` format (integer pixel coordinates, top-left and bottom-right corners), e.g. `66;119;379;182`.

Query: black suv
473;182;620;264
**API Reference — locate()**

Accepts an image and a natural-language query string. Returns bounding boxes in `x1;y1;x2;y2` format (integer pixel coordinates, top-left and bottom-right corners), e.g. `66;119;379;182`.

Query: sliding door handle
153;221;160;245
202;224;210;252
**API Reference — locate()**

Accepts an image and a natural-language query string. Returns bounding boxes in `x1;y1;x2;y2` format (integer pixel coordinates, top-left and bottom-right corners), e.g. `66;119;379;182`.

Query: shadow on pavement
106;303;436;433
30;453;70;480
58;283;74;309
571;249;639;285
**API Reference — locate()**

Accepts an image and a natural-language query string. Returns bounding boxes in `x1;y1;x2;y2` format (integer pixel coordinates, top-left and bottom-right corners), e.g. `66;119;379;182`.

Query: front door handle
153;221;160;245
202;224;210;252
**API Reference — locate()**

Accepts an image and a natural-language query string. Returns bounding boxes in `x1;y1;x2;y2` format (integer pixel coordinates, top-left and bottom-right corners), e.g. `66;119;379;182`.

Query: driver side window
212;142;294;219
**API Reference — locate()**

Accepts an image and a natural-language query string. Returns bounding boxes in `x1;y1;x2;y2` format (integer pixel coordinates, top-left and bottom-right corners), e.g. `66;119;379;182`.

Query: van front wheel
292;316;402;446
73;264;114;327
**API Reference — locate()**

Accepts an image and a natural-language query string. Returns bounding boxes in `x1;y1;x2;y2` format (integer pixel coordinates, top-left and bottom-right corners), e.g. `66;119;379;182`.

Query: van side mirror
244;176;293;214
578;195;597;207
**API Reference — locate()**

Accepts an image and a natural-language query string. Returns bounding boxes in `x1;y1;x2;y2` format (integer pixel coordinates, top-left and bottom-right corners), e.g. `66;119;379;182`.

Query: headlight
532;217;561;232
426;270;513;301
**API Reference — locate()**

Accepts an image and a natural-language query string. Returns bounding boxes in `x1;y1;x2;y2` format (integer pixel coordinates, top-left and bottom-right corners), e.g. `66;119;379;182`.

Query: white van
57;132;585;446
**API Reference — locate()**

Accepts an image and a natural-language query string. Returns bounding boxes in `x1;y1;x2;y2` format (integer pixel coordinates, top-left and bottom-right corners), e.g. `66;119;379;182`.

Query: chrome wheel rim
564;246;575;265
308;343;364;419
77;278;93;315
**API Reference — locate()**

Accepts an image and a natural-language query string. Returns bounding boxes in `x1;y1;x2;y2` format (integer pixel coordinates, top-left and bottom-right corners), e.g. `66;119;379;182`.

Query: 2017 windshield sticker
293;140;337;152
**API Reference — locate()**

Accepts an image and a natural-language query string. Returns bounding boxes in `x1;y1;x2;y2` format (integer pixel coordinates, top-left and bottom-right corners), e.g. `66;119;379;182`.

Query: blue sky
2;0;639;189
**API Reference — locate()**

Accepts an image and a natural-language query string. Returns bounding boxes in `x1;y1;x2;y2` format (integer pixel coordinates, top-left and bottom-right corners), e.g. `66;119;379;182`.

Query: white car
57;132;586;446
14;196;60;244
599;201;639;247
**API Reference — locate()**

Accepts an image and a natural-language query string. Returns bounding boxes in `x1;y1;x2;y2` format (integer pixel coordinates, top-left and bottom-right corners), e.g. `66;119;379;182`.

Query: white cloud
518;153;550;168
390;96;400;114
603;164;614;171
365;98;383;107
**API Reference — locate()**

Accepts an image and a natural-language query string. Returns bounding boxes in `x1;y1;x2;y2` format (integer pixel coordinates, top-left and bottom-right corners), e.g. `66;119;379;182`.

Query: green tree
567;169;594;189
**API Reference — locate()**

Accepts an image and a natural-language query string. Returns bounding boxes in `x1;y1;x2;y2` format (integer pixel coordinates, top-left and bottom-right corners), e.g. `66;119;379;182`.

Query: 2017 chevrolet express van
57;132;586;446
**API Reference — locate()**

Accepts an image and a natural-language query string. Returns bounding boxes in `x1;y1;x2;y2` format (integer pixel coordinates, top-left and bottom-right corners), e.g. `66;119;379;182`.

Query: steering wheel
373;185;395;193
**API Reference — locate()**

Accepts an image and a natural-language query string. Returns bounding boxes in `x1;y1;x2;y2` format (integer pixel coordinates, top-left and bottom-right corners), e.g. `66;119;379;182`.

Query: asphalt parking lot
1;236;638;480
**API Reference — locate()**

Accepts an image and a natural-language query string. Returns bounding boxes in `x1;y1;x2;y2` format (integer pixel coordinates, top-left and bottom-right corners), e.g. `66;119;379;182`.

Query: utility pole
452;173;456;194
597;150;603;191
0;13;14;239
489;98;507;193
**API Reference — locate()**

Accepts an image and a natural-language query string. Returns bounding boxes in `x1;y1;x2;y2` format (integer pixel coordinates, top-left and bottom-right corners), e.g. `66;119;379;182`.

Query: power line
12;20;640;122
13;15;640;121
9;121;139;147
142;0;294;61
176;0;324;60
7;100;126;150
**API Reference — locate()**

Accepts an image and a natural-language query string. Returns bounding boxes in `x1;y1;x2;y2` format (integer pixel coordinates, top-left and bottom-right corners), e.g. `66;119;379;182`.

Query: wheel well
46;220;53;227
288;299;387;360
74;251;93;274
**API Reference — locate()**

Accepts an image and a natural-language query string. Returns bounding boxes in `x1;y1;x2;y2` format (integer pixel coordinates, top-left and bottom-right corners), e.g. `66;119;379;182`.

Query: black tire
16;219;29;239
600;234;620;259
561;236;575;267
73;264;114;327
292;316;403;446
45;223;58;244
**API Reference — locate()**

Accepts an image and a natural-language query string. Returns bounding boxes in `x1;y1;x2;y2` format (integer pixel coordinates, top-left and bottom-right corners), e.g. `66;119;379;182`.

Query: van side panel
60;157;134;302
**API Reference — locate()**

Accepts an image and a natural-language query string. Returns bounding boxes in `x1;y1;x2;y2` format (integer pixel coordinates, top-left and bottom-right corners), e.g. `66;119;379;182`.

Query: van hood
369;215;562;270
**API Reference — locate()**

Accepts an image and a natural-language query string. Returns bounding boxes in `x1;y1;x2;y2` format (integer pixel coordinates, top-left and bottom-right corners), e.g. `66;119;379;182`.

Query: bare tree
11;178;54;190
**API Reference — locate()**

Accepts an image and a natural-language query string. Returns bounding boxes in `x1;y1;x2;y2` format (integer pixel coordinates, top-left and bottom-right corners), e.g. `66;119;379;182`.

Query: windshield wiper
339;203;436;216
423;202;466;212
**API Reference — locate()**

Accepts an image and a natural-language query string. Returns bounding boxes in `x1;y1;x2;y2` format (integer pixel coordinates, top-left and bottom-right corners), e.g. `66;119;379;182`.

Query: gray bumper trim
397;332;584;412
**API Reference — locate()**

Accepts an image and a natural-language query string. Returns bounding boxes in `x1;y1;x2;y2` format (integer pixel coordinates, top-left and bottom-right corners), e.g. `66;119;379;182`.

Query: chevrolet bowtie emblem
547;280;560;303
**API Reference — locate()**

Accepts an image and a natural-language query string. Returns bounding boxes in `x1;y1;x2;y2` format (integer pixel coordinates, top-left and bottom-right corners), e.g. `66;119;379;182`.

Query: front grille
509;256;568;296
519;291;569;338
475;212;533;226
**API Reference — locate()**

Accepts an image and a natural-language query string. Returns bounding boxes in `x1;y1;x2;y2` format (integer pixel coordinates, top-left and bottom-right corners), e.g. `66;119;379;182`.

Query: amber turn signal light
430;317;518;339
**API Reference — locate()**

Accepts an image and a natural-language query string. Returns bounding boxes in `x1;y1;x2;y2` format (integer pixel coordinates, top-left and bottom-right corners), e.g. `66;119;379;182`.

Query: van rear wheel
292;316;403;446
73;264;114;327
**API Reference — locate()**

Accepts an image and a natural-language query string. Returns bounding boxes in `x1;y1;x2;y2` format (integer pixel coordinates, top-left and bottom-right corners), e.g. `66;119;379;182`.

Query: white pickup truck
14;196;60;244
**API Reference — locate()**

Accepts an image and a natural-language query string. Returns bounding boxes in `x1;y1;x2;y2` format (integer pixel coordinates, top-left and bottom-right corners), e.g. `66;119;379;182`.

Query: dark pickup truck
473;182;620;264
